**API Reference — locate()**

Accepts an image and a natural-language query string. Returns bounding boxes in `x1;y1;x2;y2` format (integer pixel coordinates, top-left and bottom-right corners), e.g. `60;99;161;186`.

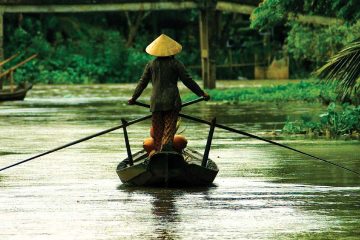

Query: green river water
0;84;359;239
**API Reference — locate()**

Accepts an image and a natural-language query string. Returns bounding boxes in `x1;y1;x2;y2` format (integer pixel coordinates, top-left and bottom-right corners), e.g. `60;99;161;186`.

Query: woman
128;34;210;154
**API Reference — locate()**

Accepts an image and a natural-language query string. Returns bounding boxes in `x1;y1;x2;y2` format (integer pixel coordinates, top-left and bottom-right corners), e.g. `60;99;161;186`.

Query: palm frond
316;40;360;99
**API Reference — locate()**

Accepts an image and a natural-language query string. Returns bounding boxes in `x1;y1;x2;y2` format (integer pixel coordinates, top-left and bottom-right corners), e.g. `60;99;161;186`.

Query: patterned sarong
151;109;179;151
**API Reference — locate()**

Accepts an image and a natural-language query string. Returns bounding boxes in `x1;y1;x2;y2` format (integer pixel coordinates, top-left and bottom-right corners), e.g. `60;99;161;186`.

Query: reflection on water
0;84;359;239
151;190;179;239
118;186;213;239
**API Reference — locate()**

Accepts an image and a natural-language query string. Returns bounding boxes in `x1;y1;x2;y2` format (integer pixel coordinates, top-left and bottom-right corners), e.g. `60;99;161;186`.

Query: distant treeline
3;0;359;84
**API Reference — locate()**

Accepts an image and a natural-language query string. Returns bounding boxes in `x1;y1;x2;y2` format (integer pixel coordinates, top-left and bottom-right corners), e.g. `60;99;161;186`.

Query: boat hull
116;148;218;187
0;83;32;101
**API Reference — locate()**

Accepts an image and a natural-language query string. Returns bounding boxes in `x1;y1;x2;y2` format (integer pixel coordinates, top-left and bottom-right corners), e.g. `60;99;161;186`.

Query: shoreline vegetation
282;103;359;138
186;80;337;103
6;79;357;139
183;80;359;138
21;80;358;139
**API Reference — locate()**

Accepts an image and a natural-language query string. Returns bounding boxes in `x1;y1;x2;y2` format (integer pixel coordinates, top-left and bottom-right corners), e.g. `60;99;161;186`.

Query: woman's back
133;57;204;112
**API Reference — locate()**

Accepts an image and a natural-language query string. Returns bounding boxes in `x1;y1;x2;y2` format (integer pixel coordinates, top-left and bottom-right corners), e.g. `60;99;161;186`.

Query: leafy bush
4;17;153;84
184;80;337;103
250;0;360;73
287;22;360;64
283;103;360;137
122;49;153;83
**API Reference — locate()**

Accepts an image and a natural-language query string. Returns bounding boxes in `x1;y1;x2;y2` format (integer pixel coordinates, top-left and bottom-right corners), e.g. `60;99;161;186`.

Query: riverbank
283;102;360;138
184;79;336;103
205;80;358;139
8;80;358;139
27;79;327;103
185;80;358;138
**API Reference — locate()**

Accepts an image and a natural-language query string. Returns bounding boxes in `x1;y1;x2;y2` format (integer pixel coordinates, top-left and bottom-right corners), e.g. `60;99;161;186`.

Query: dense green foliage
286;22;360;64
251;0;360;69
251;0;360;30
2;1;359;84
4;16;154;84
283;103;360;137
316;40;360;101
184;80;336;103
2;10;274;83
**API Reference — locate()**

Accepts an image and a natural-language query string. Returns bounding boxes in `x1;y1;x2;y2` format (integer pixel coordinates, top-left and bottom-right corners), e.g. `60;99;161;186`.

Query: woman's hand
203;92;210;101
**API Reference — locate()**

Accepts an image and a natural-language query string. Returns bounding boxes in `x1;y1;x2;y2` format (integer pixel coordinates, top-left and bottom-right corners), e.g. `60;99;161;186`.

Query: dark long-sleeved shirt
132;57;205;112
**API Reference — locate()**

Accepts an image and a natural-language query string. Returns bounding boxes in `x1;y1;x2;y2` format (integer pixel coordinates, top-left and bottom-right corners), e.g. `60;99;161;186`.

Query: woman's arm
176;60;210;100
128;62;151;104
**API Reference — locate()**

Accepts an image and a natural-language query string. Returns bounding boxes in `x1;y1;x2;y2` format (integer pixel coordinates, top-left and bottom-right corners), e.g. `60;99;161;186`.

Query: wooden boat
116;105;218;187
116;148;219;187
0;83;32;101
0;53;37;102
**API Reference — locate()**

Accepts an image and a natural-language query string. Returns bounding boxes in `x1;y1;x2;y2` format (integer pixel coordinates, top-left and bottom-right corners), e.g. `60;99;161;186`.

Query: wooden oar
182;97;206;107
132;100;360;177
0;52;20;67
0;114;152;172
179;113;360;177
0;54;38;79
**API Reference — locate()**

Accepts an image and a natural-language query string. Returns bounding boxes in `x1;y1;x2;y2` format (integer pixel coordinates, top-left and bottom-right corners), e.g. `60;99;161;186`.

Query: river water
1;84;359;239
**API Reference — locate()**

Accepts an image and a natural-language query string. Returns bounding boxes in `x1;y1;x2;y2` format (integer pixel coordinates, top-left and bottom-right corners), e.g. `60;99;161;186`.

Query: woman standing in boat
128;34;210;155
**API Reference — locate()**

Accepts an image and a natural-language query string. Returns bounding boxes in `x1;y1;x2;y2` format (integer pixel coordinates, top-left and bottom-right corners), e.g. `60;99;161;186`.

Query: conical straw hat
146;34;182;57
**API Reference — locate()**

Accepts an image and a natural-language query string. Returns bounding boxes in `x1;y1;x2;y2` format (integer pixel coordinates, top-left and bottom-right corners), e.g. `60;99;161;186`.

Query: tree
316;40;360;102
124;11;150;48
250;0;360;68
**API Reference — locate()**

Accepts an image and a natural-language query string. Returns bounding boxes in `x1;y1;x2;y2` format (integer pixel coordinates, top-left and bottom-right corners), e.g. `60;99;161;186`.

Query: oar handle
134;97;205;109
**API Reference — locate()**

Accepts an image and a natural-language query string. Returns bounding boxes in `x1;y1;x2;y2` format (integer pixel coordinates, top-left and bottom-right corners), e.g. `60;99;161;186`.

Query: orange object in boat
173;135;187;151
143;135;187;154
143;137;155;154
